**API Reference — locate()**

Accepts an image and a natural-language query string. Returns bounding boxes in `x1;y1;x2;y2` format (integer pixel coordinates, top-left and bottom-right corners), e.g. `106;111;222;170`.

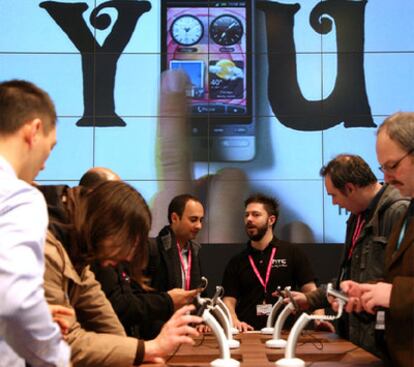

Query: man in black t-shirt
222;193;317;331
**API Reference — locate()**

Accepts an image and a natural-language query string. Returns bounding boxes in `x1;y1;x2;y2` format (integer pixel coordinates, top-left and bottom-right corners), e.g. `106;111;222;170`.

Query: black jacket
91;262;174;339
146;225;203;291
306;184;409;357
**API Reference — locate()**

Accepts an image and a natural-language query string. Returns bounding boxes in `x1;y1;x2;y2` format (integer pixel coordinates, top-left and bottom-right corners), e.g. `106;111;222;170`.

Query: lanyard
176;242;192;290
348;214;365;260
248;247;276;293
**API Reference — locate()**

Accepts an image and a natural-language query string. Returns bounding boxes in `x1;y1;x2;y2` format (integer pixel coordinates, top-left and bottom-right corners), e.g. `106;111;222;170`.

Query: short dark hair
320;154;377;194
168;194;201;224
245;193;279;228
0;80;56;134
378;112;414;152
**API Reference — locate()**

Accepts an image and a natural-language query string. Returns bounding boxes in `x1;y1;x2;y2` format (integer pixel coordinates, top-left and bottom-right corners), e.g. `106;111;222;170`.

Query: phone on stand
283;286;299;312
161;0;256;161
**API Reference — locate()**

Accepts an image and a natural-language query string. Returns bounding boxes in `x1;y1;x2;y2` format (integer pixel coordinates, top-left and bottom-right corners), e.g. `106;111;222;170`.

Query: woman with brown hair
42;180;201;366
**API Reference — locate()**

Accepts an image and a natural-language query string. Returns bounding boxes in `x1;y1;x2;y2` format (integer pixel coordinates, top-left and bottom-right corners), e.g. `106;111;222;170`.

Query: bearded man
222;193;317;331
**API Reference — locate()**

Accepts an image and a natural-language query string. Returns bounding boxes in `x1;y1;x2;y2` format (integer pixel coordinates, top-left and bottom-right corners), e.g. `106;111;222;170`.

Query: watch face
210;14;244;46
170;15;204;46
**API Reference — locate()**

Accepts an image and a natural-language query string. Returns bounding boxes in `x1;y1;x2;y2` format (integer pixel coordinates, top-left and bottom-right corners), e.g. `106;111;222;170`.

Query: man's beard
246;223;268;241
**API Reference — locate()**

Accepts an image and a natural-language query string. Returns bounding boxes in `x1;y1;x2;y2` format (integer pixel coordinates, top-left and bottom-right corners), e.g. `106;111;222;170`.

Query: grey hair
378;112;414;152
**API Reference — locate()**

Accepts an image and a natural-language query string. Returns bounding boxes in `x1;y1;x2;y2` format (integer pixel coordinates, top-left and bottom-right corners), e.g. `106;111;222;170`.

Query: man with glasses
378;149;414;175
341;112;414;367
290;154;408;357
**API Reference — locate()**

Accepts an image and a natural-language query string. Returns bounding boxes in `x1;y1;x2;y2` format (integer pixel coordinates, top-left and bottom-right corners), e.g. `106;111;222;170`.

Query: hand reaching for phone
337;280;364;313
150;70;249;243
167;288;200;311
144;304;202;363
276;290;309;311
339;280;392;314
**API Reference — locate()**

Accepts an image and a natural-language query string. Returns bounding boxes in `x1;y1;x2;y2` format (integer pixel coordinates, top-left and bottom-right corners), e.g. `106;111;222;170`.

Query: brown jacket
384;209;414;367
43;231;144;366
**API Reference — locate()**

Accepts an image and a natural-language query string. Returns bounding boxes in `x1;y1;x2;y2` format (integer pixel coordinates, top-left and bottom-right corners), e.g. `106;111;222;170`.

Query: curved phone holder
275;283;346;367
211;305;240;349
196;286;240;352
265;302;296;349
199;276;209;292
216;298;239;335
261;295;284;335
210;286;240;348
202;308;240;367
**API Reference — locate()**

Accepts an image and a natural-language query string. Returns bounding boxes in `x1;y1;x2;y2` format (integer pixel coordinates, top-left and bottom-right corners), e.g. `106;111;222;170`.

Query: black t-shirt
222;237;315;330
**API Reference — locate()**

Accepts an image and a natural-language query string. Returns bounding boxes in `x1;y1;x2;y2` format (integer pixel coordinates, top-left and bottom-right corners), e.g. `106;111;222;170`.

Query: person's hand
48;304;75;338
359;282;392;314
196;323;211;333
144;304;202;363
340;280;363;297
233;318;254;332
167;288;200;310
277;290;309;311
150;70;249;243
335;280;363;313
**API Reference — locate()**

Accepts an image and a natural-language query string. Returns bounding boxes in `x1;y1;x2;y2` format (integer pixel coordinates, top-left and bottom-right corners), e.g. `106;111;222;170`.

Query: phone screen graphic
161;0;255;161
170;60;205;98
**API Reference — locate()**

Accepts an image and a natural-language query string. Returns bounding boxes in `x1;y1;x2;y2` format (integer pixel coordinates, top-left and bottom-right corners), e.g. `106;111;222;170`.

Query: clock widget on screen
210;14;244;46
170;15;204;46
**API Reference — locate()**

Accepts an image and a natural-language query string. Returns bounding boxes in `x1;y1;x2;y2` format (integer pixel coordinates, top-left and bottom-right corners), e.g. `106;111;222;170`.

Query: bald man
79;167;120;188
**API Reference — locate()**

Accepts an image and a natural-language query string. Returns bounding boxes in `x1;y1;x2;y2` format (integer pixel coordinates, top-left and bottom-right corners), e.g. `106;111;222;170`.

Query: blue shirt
0;156;70;367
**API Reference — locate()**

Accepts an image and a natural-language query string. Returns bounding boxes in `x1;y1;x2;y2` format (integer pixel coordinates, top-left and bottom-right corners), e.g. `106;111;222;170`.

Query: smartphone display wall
0;0;413;243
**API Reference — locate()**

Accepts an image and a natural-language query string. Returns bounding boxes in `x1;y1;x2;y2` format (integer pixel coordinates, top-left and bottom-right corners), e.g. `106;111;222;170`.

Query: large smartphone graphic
161;0;255;161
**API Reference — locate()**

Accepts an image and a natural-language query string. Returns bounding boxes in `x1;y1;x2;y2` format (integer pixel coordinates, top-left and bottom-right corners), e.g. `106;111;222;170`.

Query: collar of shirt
247;237;278;256
181;245;190;256
361;184;386;222
0;155;18;179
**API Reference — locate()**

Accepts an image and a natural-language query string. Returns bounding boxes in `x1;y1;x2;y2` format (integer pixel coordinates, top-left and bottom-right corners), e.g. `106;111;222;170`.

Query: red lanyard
248;247;277;293
177;242;192;290
348;214;365;260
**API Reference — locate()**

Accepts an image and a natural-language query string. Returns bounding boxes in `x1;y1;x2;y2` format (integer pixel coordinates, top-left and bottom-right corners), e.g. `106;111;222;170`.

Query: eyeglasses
379;149;414;173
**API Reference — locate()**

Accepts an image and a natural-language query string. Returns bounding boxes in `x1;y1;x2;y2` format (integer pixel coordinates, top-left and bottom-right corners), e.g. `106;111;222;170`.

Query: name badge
375;310;385;330
256;303;272;316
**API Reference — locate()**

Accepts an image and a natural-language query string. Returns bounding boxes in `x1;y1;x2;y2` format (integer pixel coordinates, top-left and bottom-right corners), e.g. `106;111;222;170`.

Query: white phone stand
261;296;284;334
216;297;239;335
211;305;240;349
203;308;240;367
275;283;346;367
266;302;296;348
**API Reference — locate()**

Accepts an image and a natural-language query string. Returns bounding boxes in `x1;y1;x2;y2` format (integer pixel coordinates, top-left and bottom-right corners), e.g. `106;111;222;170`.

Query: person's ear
269;215;276;227
344;183;355;196
171;212;179;224
23;118;42;147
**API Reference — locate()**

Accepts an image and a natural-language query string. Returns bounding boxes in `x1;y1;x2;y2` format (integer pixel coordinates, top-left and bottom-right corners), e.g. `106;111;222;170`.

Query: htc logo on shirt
272;258;287;268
